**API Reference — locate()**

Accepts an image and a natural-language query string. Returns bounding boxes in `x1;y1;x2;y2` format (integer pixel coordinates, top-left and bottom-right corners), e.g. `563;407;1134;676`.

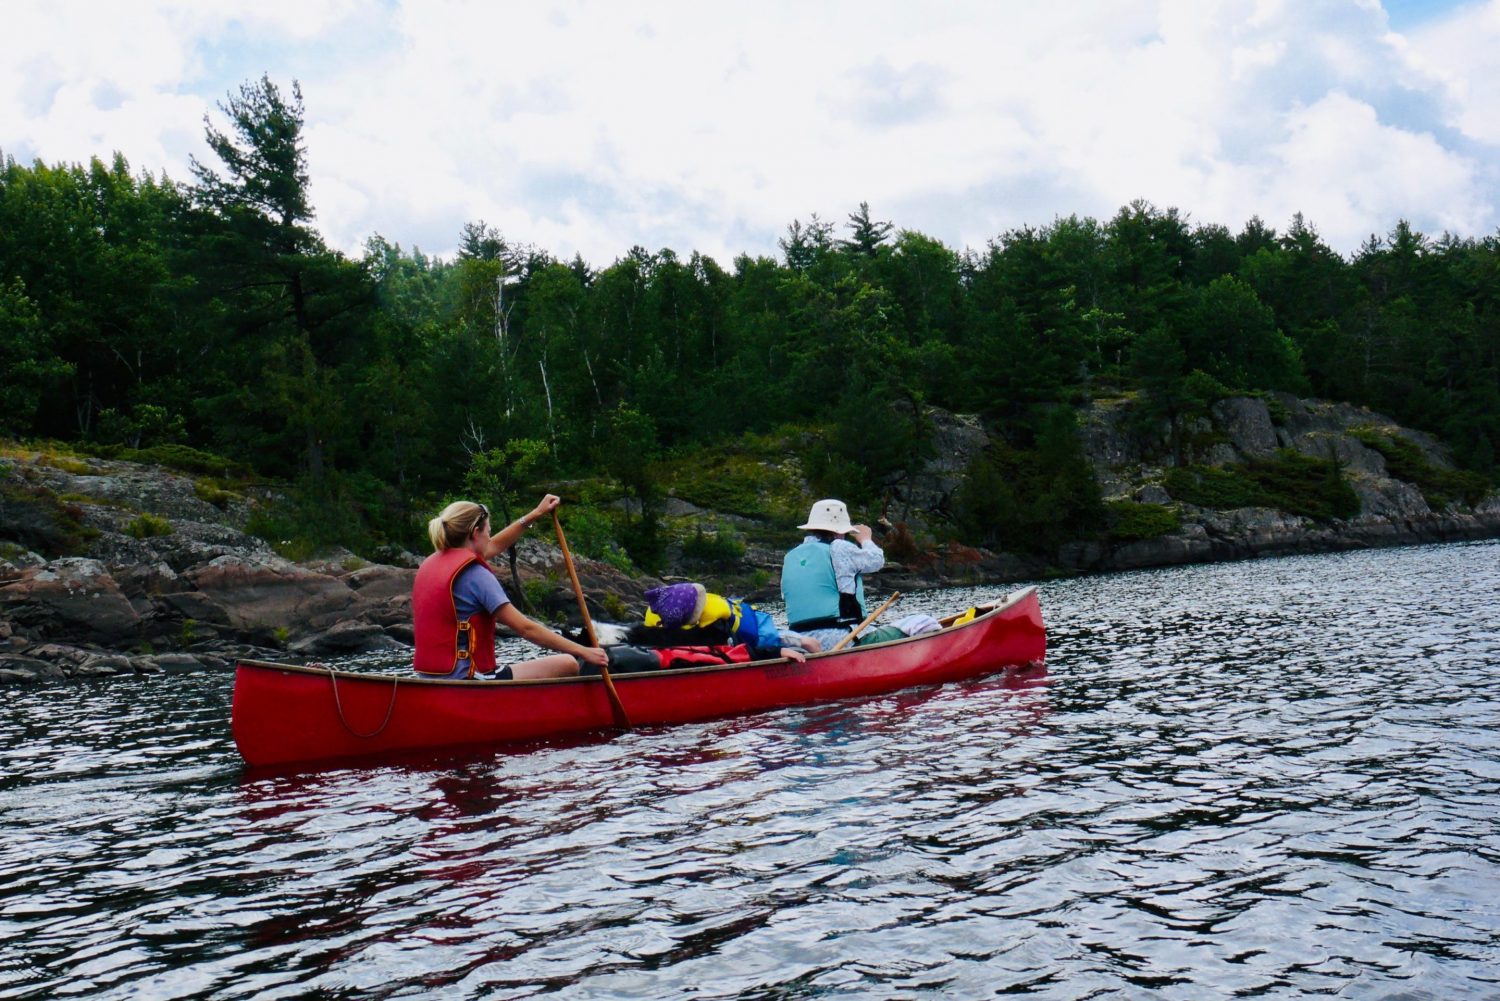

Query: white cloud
1271;90;1486;241
1402;0;1500;145
4;0;1497;264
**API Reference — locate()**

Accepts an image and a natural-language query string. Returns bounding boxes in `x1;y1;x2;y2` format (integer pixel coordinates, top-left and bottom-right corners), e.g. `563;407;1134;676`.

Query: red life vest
412;548;498;677
654;644;755;669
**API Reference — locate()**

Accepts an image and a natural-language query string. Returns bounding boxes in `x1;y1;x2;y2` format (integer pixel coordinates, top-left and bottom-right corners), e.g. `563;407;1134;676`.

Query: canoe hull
232;587;1045;768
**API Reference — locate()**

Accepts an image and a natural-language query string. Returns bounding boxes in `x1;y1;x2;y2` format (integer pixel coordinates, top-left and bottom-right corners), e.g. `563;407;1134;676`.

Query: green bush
1164;450;1360;521
193;478;240;509
247;495;350;560
0;483;97;555
672;472;766;518
601;593;628;621
1107;501;1180;541
244;470;411;562
602;546;636;574
1162;465;1263;509
246;505;315;561
950;409;1106;555
555;505;619;560
655;432;813;528
126;513;173;538
463;439;553;528
1350;428;1491;509
803;447;870;508
952;453;1015;545
680;525;746;566
43;454;92;475
57;491;124;509
615;515;663;575
543;503;641;574
1248;450;1361;520
94;404;187;450
521;577;554;614
92;442;248;478
667;449;804;522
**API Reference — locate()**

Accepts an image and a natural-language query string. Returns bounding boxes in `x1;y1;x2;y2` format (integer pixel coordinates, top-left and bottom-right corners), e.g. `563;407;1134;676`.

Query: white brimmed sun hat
799;498;855;534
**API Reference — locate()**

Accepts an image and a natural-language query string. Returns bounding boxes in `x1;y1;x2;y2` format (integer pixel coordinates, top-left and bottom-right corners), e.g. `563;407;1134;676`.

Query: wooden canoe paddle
829;591;903;652
552;510;630;729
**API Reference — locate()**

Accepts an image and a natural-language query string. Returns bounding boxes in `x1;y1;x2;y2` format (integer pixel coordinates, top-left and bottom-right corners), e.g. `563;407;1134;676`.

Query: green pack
855;625;906;646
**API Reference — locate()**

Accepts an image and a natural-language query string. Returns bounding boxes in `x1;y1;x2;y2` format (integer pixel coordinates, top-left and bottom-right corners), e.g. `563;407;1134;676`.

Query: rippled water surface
3;541;1499;999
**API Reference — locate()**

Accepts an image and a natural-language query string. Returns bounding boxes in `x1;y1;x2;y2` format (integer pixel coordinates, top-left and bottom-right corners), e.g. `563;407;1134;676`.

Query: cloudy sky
6;0;1499;267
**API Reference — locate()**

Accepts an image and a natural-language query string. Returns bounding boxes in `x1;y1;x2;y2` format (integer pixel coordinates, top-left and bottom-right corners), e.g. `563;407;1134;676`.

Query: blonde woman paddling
413;495;609;680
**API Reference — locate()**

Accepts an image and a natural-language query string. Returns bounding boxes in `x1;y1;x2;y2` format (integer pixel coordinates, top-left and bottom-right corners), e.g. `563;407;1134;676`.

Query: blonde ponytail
428;501;489;552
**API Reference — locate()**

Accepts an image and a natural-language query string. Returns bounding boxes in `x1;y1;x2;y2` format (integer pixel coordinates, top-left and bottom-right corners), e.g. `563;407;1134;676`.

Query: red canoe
232;587;1046;768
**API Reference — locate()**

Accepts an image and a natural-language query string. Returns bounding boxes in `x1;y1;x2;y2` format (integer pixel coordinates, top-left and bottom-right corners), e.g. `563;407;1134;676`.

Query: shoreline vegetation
3;391;1497;683
3;74;1498;681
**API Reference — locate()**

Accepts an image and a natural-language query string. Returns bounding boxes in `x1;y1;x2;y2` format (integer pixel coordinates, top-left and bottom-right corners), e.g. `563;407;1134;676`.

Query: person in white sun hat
780;498;885;646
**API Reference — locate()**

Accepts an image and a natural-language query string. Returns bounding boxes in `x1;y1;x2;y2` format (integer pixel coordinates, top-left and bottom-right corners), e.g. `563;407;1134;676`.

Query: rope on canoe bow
324;665;399;739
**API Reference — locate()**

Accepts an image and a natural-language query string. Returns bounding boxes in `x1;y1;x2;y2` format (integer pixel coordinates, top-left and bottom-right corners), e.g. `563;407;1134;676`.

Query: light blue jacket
781;539;867;630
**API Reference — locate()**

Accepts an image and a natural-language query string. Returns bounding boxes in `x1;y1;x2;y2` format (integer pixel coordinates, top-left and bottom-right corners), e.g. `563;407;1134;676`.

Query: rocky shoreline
0;452;664;683
1069;394;1500;572
3;393;1497;683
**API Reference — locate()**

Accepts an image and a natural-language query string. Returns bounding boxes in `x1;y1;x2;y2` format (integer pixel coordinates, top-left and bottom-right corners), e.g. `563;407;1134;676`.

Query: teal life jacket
781;539;866;631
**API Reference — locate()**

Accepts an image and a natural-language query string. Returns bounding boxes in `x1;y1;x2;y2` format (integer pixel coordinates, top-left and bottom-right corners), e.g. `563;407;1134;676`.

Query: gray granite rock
183;555;355;634
0;654;66;681
1211;397;1279;459
0;559;141;644
289;620;404;656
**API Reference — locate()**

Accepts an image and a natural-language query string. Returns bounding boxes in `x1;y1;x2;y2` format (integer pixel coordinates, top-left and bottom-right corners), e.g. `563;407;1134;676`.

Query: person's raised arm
483;493;561;560
844;524;885;572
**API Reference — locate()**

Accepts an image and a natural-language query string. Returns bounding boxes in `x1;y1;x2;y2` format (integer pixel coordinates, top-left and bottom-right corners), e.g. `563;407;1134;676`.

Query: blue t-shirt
447;563;510;678
454;562;510;619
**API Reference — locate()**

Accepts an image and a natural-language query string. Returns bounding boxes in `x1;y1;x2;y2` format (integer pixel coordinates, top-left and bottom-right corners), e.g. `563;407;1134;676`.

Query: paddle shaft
551;511;629;728
829;591;902;653
551;512;598;647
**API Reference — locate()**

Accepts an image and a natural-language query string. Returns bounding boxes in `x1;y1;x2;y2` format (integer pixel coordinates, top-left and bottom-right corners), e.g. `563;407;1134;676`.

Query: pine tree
840;202;893;257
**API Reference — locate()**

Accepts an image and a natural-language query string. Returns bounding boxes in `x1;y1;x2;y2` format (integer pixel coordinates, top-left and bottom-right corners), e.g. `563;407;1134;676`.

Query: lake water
2;540;1498;999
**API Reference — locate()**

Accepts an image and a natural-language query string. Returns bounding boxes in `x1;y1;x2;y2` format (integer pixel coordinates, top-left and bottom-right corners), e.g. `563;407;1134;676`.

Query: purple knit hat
645;582;707;628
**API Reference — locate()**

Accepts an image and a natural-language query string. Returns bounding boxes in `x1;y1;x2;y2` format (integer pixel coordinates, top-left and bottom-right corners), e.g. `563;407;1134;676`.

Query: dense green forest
3;77;1497;568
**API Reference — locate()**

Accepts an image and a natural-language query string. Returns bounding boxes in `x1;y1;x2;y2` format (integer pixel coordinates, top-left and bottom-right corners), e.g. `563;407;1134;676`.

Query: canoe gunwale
236;586;1036;686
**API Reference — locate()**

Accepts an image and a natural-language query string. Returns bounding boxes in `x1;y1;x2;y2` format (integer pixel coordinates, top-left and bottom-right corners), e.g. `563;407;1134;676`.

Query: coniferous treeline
2;77;1496;557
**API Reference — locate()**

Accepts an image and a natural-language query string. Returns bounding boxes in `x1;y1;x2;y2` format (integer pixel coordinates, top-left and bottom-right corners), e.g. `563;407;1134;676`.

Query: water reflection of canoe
232;586;1046;769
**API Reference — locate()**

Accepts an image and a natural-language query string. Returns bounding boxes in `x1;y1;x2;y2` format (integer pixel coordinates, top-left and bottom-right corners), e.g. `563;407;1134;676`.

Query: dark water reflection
2;541;1498;998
